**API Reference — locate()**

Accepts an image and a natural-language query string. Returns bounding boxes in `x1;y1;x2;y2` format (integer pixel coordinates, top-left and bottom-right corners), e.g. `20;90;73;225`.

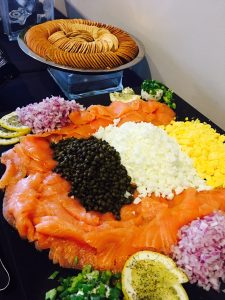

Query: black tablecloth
0;13;224;300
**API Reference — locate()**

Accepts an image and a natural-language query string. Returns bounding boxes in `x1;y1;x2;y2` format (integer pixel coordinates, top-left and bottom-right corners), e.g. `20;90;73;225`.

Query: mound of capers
51;137;134;218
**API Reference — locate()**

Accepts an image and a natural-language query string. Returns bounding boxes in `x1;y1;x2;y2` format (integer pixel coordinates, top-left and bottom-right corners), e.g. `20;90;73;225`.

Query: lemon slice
0;125;27;139
0;112;31;133
0;137;20;145
122;251;189;300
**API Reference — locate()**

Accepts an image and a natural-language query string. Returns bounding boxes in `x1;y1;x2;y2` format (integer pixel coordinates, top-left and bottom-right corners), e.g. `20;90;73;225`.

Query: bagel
25;19;139;70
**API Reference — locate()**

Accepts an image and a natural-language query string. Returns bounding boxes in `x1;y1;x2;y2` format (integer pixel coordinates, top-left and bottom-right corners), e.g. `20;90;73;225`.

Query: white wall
56;0;225;130
54;0;67;16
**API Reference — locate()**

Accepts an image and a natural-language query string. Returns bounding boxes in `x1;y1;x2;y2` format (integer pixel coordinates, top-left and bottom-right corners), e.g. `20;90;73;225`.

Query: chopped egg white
141;89;163;100
94;121;210;200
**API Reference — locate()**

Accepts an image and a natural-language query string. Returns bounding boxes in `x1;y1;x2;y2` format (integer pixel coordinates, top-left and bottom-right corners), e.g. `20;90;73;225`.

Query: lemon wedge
0;112;31;133
122;251;189;300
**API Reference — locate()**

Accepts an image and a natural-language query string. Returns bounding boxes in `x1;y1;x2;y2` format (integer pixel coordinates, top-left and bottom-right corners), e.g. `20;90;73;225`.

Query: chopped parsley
141;79;176;109
45;265;123;300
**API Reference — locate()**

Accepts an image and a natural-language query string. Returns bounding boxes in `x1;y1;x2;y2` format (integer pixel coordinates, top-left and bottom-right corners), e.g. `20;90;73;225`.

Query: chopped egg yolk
165;119;225;188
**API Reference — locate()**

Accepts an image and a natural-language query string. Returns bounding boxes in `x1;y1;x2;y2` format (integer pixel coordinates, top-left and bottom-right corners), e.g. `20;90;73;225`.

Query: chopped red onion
16;96;84;134
172;211;225;292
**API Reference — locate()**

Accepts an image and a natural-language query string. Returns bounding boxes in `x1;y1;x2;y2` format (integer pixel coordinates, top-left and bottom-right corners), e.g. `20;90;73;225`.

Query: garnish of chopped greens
45;265;123;300
141;79;176;109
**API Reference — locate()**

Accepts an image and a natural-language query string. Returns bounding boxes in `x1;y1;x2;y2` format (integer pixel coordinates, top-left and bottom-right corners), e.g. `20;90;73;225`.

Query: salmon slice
3;173;43;240
48;238;97;270
140;197;169;221
40;172;71;197
69;110;96;125
89;118;113;130
60;197;101;226
36;124;78;136
0;142;37;188
120;202;142;221
89;227;141;271
117;111;146;126
149;102;176;125
109;101;137;117
132;210;180;254
142;100;159;113
95;242;139;272
20;136;52;160
84;227;133;251
90;105;115;118
35;216;87;241
71;124;94;137
19;136;56;170
0;150;22;189
119;197;169;225
0;136;56;188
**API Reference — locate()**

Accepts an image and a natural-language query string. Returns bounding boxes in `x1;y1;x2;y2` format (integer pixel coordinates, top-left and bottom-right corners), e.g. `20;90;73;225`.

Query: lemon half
122;251;189;300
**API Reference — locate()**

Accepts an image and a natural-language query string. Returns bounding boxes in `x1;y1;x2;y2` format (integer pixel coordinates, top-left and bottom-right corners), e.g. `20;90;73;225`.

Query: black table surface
0;16;225;300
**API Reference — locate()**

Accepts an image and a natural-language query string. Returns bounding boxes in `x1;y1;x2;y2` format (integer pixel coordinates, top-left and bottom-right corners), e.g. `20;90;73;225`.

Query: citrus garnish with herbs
0;111;31;133
0;112;31;145
122;251;189;300
0;125;26;139
0;137;20;145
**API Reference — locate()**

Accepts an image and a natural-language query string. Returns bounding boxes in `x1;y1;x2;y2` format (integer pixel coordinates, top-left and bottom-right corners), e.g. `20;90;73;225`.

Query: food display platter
0;92;225;300
17;28;145;74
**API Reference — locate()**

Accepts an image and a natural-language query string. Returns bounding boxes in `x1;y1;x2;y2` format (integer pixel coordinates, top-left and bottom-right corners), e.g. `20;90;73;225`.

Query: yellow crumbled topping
164;119;225;188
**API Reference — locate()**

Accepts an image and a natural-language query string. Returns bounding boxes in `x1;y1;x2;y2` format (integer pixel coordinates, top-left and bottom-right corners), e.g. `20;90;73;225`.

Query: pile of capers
51;137;134;218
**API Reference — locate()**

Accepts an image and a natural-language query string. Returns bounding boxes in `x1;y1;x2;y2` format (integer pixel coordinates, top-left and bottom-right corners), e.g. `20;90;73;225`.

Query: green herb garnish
45;288;57;300
48;271;60;280
74;256;79;265
45;265;123;299
141;79;176;109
